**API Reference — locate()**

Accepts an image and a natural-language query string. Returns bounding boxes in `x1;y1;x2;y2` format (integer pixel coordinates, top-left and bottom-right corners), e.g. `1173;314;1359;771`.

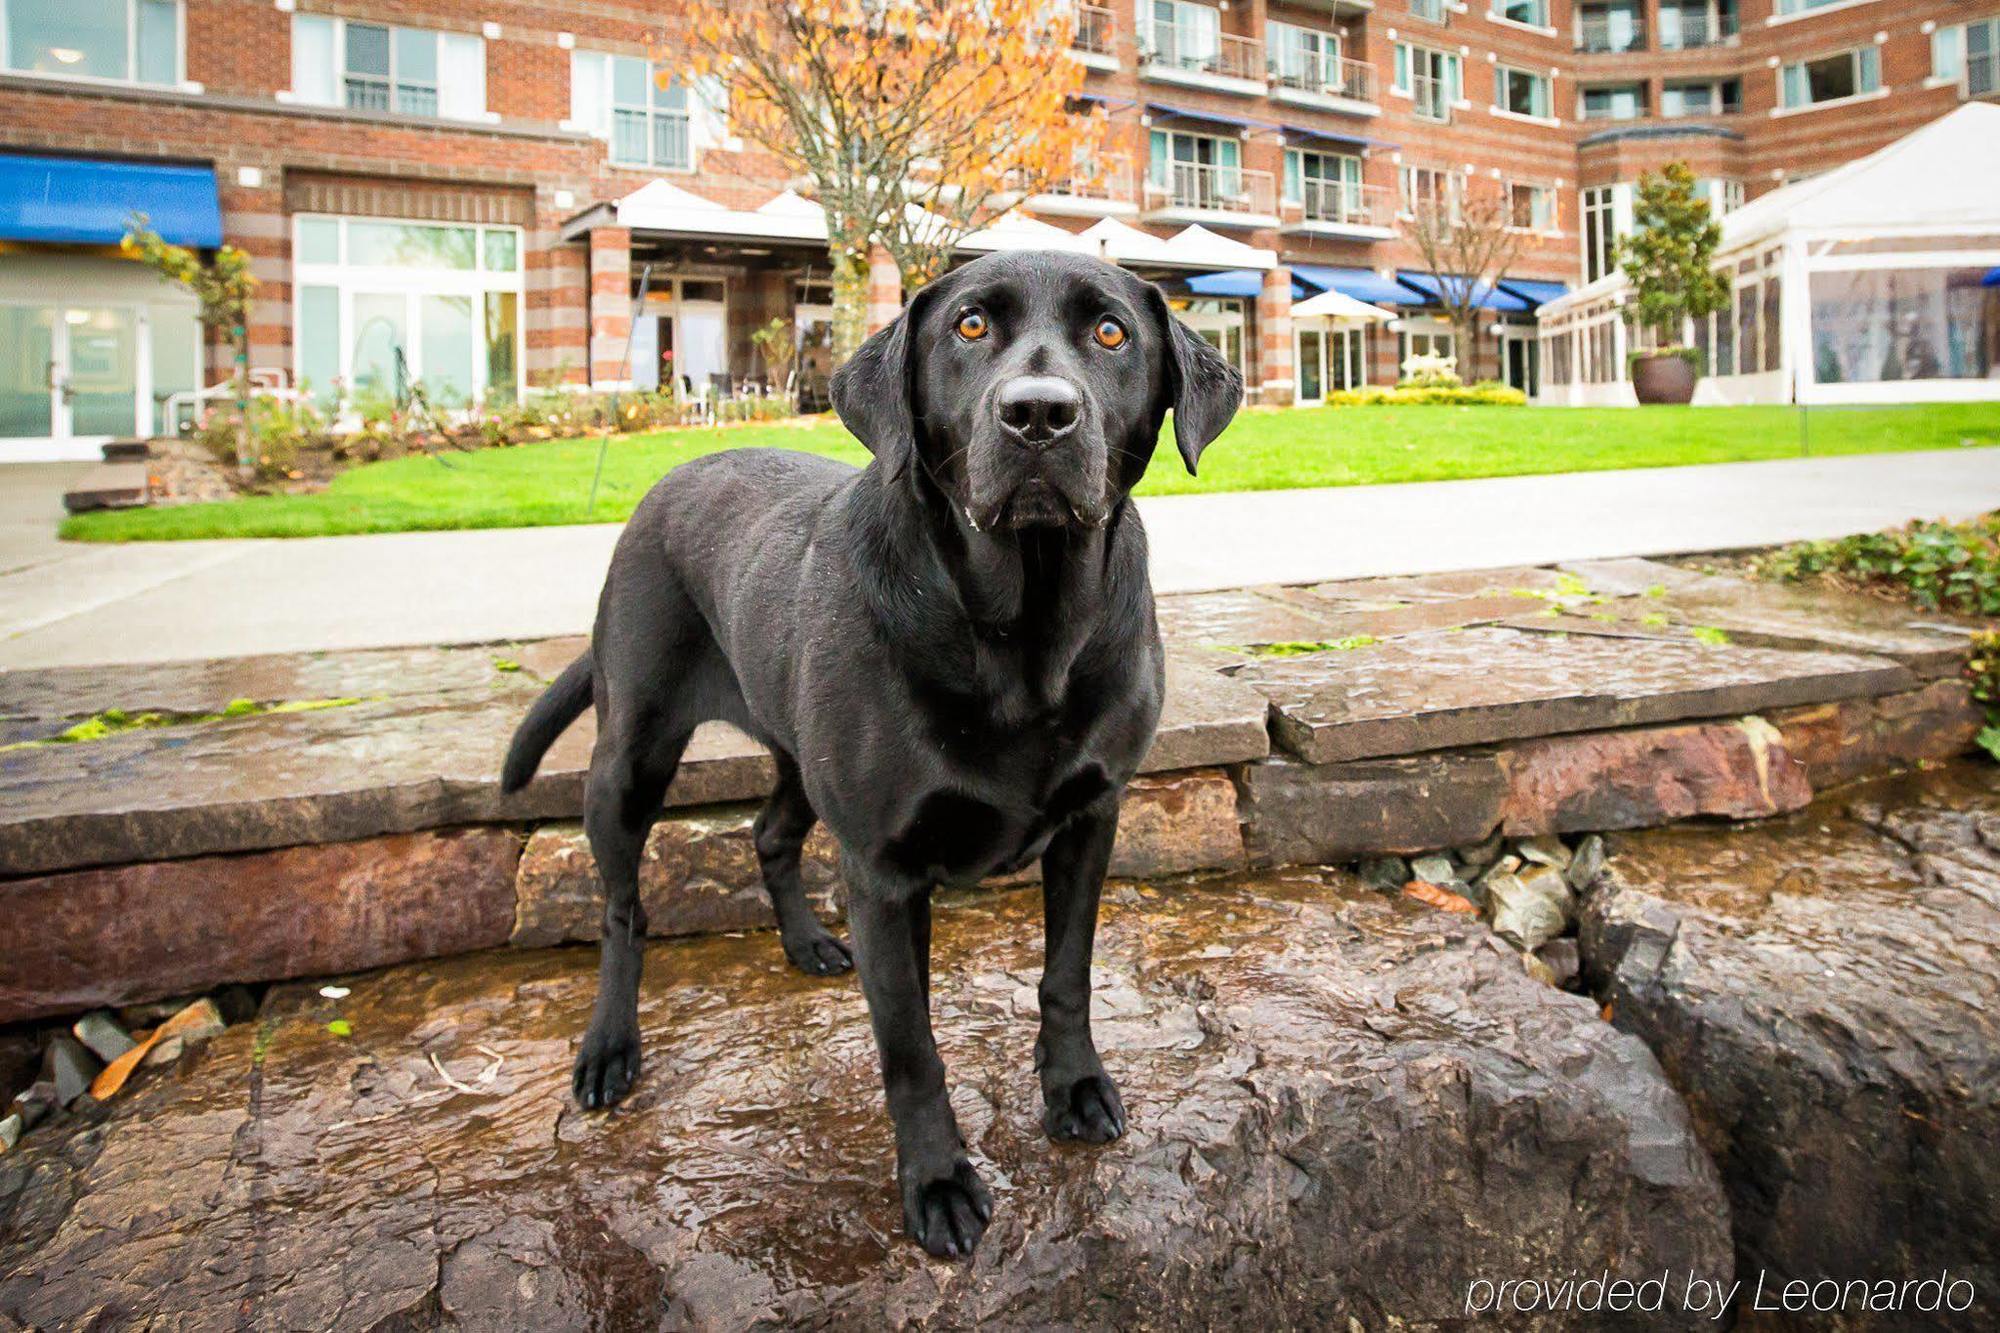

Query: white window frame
1581;184;1617;283
1267;19;1340;86
1488;0;1554;35
290;213;526;412
1506;180;1555;233
287;14;488;121
568;51;727;173
1775;45;1882;114
0;0;185;89
1579;83;1645;120
1397;163;1462;222
1395;43;1461;121
1493;63;1552;120
1932;19;1999;97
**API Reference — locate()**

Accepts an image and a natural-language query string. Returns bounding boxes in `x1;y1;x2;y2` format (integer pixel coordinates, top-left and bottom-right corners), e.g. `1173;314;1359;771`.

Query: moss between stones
0;697;364;753
1231;636;1381;657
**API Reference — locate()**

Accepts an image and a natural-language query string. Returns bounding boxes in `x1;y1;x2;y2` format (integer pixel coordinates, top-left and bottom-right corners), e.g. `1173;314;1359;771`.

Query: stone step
58;462;150;514
1584;760;2000;1303
99;438;152;464
0;869;1734;1328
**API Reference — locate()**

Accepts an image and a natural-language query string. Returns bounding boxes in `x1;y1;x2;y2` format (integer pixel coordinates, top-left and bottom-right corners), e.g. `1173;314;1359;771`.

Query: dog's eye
1093;317;1127;350
956;310;988;341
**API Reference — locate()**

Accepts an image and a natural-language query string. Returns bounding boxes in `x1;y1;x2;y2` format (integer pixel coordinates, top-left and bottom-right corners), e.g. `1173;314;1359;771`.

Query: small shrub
1325;384;1527;407
1397;352;1462;389
1753;512;2000;618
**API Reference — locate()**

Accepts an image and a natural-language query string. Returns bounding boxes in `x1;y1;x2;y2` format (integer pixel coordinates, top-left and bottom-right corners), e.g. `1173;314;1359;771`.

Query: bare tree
684;0;1107;361
1402;177;1528;380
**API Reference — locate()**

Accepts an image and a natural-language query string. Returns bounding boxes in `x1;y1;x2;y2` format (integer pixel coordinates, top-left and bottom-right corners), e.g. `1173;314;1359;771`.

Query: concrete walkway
2;446;1996;668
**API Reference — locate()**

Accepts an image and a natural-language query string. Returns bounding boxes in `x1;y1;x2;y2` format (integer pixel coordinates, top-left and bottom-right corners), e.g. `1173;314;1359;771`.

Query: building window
1401;327;1456;367
1576;2;1644;53
1268;21;1341;91
290;15;485;120
1398;163;1461;221
1780;47;1880;110
1658;1;1735;49
1284;149;1362;220
1494;65;1551;116
1150;129;1242;207
1581;185;1617;283
1492;0;1549;28
1395;43;1461;121
1661;78;1739;116
1579;83;1645;119
3;0;180;86
1695;177;1743;215
291;215;524;410
1507;182;1554;231
1408;0;1447;23
1774;0;1851;14
571;52;703;170
1147;0;1223;70
1934;19;1999;97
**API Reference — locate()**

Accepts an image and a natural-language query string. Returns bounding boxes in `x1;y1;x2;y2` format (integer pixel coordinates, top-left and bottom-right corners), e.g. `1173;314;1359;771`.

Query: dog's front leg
844;858;992;1258
1035;802;1127;1143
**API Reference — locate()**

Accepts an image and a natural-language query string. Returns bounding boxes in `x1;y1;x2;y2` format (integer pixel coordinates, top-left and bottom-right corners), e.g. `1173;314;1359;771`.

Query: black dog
500;249;1241;1257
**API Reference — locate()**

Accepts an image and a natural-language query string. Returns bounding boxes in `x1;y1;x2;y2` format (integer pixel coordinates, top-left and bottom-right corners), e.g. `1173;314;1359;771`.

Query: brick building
0;0;1994;458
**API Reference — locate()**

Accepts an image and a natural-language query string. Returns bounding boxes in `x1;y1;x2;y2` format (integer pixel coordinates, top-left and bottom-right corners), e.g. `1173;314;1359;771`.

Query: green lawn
61;403;2000;542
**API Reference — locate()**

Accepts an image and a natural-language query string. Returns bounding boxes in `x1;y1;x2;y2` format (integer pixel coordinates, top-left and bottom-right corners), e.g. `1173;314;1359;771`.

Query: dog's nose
997;376;1081;446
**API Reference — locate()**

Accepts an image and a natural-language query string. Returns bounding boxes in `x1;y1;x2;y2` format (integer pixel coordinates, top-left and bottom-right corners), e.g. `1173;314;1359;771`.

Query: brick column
1257;266;1294;406
865;244;903;335
588;225;632;390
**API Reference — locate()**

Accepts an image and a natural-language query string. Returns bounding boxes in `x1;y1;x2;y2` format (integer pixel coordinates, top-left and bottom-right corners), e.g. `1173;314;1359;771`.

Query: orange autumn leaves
676;0;1114;276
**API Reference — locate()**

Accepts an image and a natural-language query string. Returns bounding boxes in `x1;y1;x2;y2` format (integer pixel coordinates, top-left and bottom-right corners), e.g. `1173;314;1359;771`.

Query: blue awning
1279;123;1399;151
1146;101;1278;130
1983;267;2000;287
0;155;222;248
1185;269;1267;298
1396;270;1533;312
1185;269;1311;300
1498;278;1571;307
1292;264;1411;305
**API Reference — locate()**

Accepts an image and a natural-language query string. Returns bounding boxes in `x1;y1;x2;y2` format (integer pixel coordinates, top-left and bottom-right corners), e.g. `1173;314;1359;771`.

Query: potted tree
1619;162;1729;405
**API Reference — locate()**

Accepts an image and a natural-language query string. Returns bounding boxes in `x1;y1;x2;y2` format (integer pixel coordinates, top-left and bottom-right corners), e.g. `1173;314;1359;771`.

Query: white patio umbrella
1291;288;1394;324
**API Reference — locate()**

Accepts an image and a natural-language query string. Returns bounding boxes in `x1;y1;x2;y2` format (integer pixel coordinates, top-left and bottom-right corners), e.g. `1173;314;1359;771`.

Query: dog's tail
500;652;593;794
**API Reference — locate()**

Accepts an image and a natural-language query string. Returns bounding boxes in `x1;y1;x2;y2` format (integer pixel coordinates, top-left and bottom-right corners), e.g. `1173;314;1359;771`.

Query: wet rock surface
1584;760;2000;1320
0;869;1730;1330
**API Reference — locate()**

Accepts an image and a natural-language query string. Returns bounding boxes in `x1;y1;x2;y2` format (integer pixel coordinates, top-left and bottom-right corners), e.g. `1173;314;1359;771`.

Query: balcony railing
1408;0;1449;23
1576;15;1646;51
1146;161;1278;218
1019;159;1137;205
1289;179;1395;229
1658;11;1736;49
1410;71;1452;121
1072;4;1116;57
1269;51;1374;102
1142;21;1265;83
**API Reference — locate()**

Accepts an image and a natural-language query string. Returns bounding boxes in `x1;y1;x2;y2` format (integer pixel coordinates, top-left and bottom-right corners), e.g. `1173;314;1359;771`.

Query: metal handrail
1143;19;1265;81
1290;179;1394;227
1269;49;1374;101
1146;161;1277;215
1072;3;1116;55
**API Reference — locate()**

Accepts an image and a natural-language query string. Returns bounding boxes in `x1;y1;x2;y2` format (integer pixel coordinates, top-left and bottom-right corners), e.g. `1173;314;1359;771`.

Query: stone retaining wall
0;681;1978;1024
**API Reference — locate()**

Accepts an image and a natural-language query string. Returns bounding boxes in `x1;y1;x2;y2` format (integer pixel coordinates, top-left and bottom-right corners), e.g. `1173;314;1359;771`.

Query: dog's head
831;250;1242;532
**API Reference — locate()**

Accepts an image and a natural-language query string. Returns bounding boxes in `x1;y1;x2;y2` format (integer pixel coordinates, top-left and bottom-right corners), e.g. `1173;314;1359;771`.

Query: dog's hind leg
753;753;854;976
574;706;688;1111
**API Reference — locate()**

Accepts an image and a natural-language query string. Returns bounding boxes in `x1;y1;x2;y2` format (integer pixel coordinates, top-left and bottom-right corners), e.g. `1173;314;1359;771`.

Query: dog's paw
572;1021;642;1110
782;928;854;977
899;1157;993;1259
1043;1073;1126;1144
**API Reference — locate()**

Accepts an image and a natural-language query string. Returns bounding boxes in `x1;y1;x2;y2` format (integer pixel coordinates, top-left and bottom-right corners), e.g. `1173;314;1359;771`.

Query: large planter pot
1631;353;1698;405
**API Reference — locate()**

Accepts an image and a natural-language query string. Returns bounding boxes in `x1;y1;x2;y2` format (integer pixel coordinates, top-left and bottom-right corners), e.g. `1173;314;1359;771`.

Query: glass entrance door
0;303;139;446
0;304;56;441
1296;327;1325;403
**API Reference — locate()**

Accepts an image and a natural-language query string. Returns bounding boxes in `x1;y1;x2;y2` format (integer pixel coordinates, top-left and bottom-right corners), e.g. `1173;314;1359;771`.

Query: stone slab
1771;679;1988;790
0;827;519;1024
60;462;148;513
511;770;1247;947
1234;625;1914;765
1238;752;1510;866
1497;715;1813;837
1581;762;2000;1307
0;869;1729;1329
1546;558;1977;677
0;639;1264;877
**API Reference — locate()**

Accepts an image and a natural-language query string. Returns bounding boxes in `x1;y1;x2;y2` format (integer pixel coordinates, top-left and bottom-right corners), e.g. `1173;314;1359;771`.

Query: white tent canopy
584;185;1282;271
1293;289;1394;323
1536;103;2000;408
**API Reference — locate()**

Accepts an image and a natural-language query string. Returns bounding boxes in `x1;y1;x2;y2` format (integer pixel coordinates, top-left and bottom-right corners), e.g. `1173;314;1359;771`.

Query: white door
0;302;141;458
1295;326;1325;404
677;301;729;393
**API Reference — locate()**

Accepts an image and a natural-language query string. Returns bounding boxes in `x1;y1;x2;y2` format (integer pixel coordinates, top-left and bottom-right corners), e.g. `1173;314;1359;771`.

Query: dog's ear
1144;284;1244;476
831;283;938;478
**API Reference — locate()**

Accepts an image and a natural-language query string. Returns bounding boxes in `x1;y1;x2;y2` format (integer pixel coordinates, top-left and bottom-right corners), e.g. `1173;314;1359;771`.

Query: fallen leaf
90;999;226;1099
327;1019;353;1038
1402;881;1478;914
